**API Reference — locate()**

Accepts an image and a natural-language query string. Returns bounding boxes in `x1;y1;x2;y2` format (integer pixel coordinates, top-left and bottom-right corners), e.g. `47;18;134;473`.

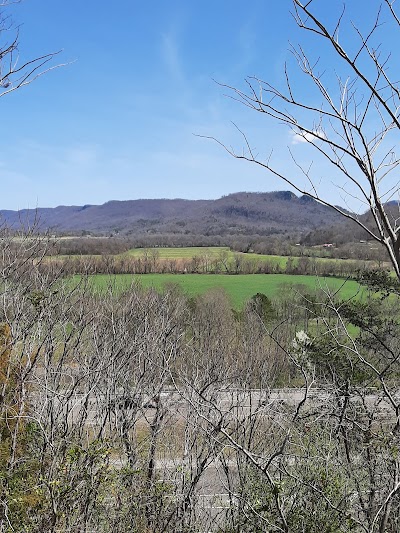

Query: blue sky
1;0;398;211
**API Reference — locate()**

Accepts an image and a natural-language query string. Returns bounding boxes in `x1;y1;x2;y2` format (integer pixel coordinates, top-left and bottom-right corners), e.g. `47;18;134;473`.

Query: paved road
33;385;399;434
31;385;399;525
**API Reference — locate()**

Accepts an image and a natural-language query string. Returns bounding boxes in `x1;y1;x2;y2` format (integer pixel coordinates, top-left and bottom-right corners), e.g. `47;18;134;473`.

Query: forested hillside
0;191;346;237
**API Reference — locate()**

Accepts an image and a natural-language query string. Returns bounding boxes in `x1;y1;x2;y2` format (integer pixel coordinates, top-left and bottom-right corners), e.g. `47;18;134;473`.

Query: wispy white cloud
290;129;326;145
161;31;184;84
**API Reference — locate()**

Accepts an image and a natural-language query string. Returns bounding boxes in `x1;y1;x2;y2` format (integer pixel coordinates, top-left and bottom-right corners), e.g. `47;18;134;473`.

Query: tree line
44;248;384;280
55;234;390;264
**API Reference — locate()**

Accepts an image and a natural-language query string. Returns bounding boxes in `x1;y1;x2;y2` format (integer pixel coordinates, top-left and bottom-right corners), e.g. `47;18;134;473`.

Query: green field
52;246;386;274
123;247;290;267
86;273;363;308
122;246;383;269
123;246;231;259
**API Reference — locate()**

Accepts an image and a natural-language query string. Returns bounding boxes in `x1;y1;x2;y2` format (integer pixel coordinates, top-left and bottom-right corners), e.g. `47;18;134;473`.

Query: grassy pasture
123;246;231;259
122;246;382;269
123;247;290;267
86;273;363;308
49;246;386;274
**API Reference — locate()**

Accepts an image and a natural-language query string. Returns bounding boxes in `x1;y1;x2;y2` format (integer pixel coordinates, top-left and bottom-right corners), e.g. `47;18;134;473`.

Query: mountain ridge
0;191;348;237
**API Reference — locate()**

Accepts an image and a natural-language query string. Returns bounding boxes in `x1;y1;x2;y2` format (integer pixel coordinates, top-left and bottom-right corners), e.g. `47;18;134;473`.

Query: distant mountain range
0;191;347;237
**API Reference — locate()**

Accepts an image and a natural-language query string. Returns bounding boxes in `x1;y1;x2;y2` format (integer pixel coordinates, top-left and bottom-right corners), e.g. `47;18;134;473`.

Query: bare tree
205;0;400;279
0;1;63;98
174;4;400;529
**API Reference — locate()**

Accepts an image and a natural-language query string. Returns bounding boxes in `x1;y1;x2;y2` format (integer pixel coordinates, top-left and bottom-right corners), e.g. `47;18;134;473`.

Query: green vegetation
122;246;292;266
122;246;291;269
85;273;363;308
50;246;388;283
119;246;386;273
122;246;368;267
123;246;231;259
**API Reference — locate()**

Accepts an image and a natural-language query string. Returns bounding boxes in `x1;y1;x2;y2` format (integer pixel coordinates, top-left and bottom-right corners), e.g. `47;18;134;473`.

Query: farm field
123;246;231;259
120;246;384;269
86;273;363;308
123;246;289;268
51;246;387;273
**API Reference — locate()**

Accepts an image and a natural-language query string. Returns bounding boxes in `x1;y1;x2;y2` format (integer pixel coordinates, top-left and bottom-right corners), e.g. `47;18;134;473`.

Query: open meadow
122;246;336;265
85;273;363;308
121;245;385;266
